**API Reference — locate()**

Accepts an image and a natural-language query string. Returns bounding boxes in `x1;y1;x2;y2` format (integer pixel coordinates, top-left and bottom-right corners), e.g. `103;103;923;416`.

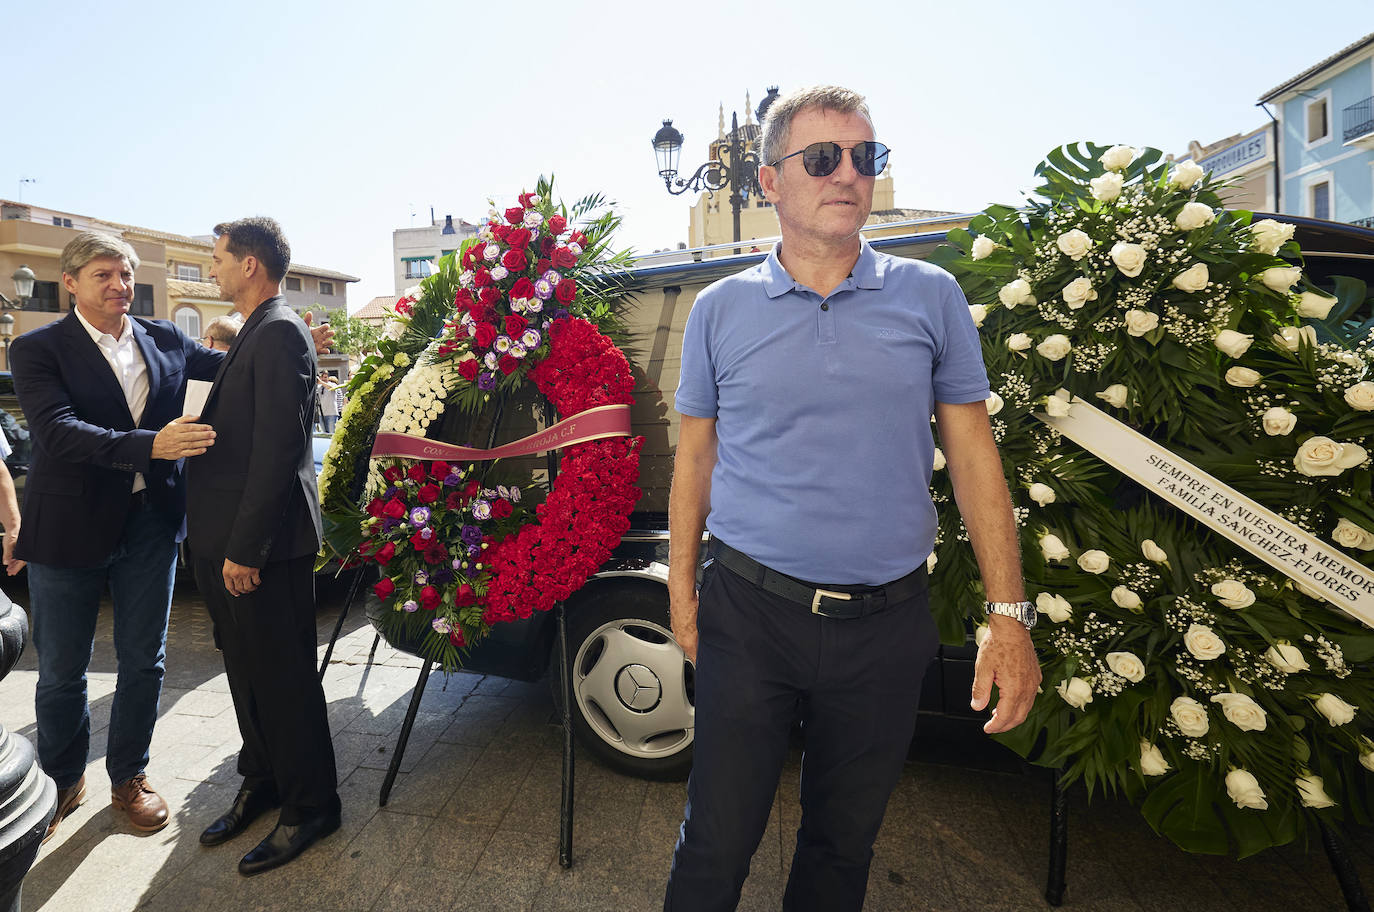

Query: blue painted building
1260;33;1374;227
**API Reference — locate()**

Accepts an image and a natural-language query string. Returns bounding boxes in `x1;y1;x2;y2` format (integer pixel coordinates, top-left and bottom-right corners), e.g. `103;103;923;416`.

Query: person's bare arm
668;415;718;663
934;399;1041;734
0;461;23;575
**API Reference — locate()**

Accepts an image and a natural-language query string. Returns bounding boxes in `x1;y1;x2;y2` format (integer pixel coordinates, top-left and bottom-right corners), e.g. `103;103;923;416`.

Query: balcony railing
1343;96;1374;143
1351;216;1374;229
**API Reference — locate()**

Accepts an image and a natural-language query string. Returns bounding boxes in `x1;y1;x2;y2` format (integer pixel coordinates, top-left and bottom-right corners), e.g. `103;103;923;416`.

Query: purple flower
460;524;484;547
471;499;492;521
384;486;399;500
417;527;434;542
443;471;463;486
381;517;402;533
478;371;496;391
520;329;541;349
431;617;451;634
451;557;463;570
409;507;431;526
553;308;571;321
413;570;428;585
431;567;454;585
467;544;481;558
542;269;562;285
526;298;544;314
402;600;419;613
534;278;554;300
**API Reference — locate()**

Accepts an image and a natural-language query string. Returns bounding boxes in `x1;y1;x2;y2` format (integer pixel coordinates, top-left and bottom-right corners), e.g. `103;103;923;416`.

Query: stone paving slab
2;574;1374;911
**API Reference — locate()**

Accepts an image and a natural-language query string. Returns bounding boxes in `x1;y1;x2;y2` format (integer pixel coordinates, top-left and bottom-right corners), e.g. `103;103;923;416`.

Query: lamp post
0;314;14;371
0;266;33;371
652;94;773;254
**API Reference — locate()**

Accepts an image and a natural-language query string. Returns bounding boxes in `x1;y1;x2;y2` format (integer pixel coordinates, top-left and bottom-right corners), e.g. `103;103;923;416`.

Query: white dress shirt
74;307;149;493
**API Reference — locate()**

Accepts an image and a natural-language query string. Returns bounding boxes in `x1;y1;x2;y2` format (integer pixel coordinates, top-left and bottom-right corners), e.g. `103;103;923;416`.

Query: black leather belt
708;539;927;620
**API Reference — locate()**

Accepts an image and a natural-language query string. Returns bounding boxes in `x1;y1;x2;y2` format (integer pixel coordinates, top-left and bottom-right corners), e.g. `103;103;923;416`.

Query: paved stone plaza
2;574;1373;911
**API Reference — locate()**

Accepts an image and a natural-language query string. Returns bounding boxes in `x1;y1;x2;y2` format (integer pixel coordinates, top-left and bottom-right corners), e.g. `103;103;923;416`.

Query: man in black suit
186;217;339;876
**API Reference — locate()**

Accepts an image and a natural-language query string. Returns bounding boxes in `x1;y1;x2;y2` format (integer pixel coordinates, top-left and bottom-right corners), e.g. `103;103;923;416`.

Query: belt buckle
811;588;853;616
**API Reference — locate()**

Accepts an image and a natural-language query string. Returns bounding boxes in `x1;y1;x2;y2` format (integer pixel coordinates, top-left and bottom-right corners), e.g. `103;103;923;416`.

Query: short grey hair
60;231;140;278
203;315;242;345
760;85;873;171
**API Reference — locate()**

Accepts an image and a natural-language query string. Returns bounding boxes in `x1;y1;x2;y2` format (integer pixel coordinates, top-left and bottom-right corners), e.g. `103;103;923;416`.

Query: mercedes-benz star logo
616;664;662;711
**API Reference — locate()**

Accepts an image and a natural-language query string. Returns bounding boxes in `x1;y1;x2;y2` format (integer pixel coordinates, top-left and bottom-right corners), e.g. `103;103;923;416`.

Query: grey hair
60;231;140;277
759;85;873;170
203;314;242;344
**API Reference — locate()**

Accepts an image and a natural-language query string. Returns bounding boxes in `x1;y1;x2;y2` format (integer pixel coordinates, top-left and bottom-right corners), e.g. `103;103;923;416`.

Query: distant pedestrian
201;315;241;352
316;371;340;432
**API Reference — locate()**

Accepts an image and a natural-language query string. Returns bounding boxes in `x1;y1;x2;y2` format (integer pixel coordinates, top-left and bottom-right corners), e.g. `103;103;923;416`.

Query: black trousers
195;554;339;824
664;558;940;912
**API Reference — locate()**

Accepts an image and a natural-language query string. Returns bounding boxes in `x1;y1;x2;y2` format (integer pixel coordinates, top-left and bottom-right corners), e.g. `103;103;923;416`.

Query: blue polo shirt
675;239;990;585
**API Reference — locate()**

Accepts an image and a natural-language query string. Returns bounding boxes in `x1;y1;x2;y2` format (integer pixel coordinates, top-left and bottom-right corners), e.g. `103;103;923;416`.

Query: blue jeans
30;501;178;789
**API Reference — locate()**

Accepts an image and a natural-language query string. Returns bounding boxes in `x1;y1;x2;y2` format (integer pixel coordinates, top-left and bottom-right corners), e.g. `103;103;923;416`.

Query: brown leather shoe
42;775;87;844
111;774;169;833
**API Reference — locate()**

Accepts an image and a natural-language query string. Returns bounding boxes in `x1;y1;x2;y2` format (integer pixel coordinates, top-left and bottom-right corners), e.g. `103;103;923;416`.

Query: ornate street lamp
0;266;34;311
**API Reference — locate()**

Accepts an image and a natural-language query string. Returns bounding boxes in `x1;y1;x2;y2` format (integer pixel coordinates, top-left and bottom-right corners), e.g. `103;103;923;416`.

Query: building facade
392;213;478;295
1172;125;1276;213
1260;33;1374;226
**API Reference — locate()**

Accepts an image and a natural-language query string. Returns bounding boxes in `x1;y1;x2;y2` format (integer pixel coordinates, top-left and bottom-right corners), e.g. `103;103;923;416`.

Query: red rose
497;354;520;375
536;257;552;275
472;268;493;287
505;227;531;249
365;497;386;518
555;279;577;303
407;464;428;483
383;499;406;519
491;498;513;519
417;483;440;504
478;286;501;307
446;491;464;511
510;277;536;300
383;466;403;483
552;246;577;269
453;288;474;310
473;322;498;348
375;542;397;565
505;314;529;338
420;585;441;610
548;215;567;234
455;583;476;606
394;299;413;316
461;246;481;269
518;192;538;207
373;577;395;599
457;359;479;382
569;231;588;247
448;628;466;648
502;248;528;272
463;480;481;498
431;460;451;480
505;206;525;225
410;528;432;550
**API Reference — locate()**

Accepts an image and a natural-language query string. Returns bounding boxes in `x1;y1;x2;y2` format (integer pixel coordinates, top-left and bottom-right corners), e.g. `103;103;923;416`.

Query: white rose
1109;241;1147;278
926;551;938;573
1090;172;1124;202
1333;518;1374;551
1259;266;1302;293
1171;263;1210;292
1056;677;1094;710
1272;325;1317;352
1111;585;1143;611
1213;329;1254;358
1099;144;1136;171
1140;742;1170;776
974;622;990;648
1226;769;1269;810
1260;407;1297;436
1250;218;1295;255
1170;696;1210;737
1095;384;1128;408
1061;276;1098;309
1171;159;1205;188
968;304;988;327
1183;623;1226;660
1056;229;1093;260
931;447;946;471
1296;290;1337;319
1314;692;1358;726
1210;692;1268;731
1037;334;1072;361
1344;381;1374;411
1297;774;1337;808
1077;549;1110;574
1210;579;1255;610
1123;309;1160;337
1035;591;1073;623
1141;539;1168;563
1264;642;1310;673
1225;367;1262;388
1040;534;1071;563
970;236;997;260
998;278;1033;309
1106;651;1146;683
1007;332;1032;352
985;392;1004;415
1294;436;1368;477
1043;389;1073;417
1028;482;1056;506
1175;202;1216;232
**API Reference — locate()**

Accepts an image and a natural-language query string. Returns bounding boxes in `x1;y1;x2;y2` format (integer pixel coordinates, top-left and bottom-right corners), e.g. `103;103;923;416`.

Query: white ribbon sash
1038;398;1374;629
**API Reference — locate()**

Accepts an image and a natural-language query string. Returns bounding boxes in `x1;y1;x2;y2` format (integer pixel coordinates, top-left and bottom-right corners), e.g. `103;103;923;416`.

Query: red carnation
555;279;577;303
548;215;567;235
491;498;513;519
458;359;479;382
407;464;428;483
505;206;525;225
373;577;395;599
502;248;528;271
431;460;451;480
446;492;464;511
510;277;536;300
419;585;441;610
552;246;577;269
505;227;531;249
383;499;406;519
518;192;538;207
365;497;386;518
472;268;493;287
536;257;552;275
479;286;501;307
474;322;498;348
453;288;475;310
497;354;520;375
423;541;449;564
383;465;403;483
463;480;481;498
417;483;440;504
505;314;529;338
455;583;476;606
394;299;413;316
569;231;589;247
375;542;397;565
410;528;432;550
539;237;555;256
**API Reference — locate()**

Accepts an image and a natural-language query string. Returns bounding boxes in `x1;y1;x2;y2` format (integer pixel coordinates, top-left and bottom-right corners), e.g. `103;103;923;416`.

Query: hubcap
615;663;662;711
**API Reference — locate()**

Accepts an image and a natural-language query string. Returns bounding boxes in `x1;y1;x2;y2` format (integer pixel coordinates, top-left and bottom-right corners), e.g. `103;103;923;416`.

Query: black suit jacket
186;297;321;568
10;313;223;568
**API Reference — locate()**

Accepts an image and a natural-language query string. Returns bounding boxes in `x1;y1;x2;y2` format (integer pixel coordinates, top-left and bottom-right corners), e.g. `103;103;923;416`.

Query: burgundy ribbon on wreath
369;403;631;463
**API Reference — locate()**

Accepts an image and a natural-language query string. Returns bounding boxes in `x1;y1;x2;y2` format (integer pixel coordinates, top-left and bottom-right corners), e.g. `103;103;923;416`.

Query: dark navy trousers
664;558;940;912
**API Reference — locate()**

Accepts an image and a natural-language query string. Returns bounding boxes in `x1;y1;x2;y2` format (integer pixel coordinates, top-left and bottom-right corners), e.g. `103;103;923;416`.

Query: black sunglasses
769;141;890;177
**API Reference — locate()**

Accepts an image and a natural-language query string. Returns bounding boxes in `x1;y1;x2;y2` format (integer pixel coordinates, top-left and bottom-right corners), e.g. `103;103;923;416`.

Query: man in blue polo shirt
664;86;1041;912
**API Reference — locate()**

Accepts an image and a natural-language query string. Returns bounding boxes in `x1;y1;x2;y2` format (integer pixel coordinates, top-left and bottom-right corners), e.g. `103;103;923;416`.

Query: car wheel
552;583;693;780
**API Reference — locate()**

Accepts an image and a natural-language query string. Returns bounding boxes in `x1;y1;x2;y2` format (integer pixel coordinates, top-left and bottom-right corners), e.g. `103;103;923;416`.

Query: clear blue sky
3;0;1370;307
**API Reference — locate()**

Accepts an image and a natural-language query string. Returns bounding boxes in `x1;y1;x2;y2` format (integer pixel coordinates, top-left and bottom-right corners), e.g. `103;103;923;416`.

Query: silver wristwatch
985;599;1037;630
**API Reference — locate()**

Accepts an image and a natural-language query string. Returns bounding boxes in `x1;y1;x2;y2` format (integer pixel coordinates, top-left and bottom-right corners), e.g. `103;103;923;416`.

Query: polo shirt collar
760;237;884;298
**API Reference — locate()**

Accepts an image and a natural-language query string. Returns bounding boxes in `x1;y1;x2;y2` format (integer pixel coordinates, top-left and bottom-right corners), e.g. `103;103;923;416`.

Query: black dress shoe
200;787;280;847
237;809;341;876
